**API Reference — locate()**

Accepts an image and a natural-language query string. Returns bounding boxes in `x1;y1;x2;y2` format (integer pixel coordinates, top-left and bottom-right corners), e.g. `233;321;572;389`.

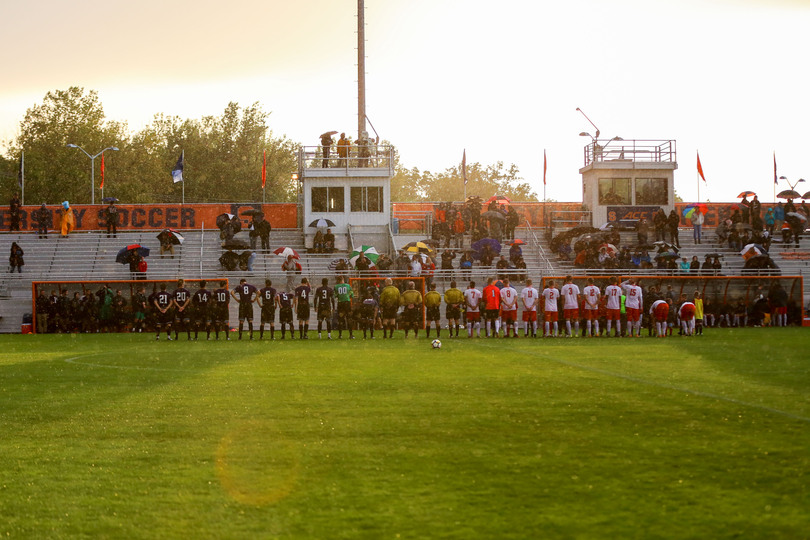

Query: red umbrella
736;191;756;198
273;246;300;259
508;239;526;246
485;195;512;206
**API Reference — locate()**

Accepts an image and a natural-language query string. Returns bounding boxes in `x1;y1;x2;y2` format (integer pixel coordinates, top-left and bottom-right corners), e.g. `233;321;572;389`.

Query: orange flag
100;153;105;189
696;151;706;183
262;149;267;189
543;149;547;185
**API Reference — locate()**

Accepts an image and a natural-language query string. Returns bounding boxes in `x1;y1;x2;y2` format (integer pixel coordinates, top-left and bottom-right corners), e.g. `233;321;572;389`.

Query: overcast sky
2;0;809;202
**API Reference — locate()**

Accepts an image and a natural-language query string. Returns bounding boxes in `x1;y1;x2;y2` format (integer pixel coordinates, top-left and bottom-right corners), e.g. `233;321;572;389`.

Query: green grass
1;329;809;539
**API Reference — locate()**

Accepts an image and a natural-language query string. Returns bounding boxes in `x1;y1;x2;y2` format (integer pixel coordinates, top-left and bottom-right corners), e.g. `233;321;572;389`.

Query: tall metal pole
357;0;366;140
90;156;96;205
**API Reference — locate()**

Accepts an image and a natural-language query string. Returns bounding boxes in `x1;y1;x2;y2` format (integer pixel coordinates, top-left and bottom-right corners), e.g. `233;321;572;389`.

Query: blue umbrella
116;244;150;264
471;238;501;260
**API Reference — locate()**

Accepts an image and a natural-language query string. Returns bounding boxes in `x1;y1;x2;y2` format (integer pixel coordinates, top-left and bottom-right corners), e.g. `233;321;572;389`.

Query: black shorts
317;306;332;320
261;307;276;324
214;304;229;323
157;309;173;325
280;307;293;323
337;301;352;317
381;304;398;319
238;303;254;321
403;306;420;324
426;305;441;321
194;306;211;324
297;304;310;320
446;305;461;320
175;308;191;324
484;308;500;320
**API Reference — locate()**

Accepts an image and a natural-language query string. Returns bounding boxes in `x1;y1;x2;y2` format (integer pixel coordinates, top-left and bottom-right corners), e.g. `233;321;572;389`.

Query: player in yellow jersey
379;278;401;339
399;281;423;338
443;280;465;338
424;282;443;338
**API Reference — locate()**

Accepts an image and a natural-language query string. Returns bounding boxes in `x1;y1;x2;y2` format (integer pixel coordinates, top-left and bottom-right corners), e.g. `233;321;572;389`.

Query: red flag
100;153;105;190
696;151;706;183
262;149;267;189
543;149;547;185
462;149;467;185
773;152;778;185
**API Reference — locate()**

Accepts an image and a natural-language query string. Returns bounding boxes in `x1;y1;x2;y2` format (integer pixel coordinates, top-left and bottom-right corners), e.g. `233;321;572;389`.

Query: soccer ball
431;339;442;349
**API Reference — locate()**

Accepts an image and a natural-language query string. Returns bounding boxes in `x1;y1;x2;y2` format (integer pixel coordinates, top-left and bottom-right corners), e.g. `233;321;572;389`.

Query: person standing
105;201;119;238
464;281;483;338
315;278;335;339
337;132;350;167
443;280;464;339
213;281;231;340
334;277;355;339
482;277;502;338
173;279;192;340
541;279;560;338
9;242;24;273
131;286;148;334
8;193;21;231
621;278;644;337
282;254;301;293
582;277;601;337
153;283;174;341
192;281;212;340
667;209;681;248
320;132;333;168
424;282;443;339
560;275;581;337
293;277;312;339
399;281;423;338
379;278;400;339
690;207;705;244
519;279;539;338
653;208;668;242
231;278;258;340
60;202;76;237
499;278;519;338
258;279;277;340
604;277;623;337
35;203;49;238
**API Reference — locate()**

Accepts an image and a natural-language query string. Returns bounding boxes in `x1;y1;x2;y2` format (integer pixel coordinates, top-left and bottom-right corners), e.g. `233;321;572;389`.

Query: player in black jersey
231;278;258;340
276;289;294;339
153;283;174;340
192;280;212;340
293;277;312;339
314;277;335;339
213;280;231;340
173;279;192;340
257;279;277;340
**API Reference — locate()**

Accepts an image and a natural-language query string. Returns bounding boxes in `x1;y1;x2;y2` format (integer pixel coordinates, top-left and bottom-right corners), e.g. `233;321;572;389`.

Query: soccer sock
304;324;309;337
426;327;431;338
495;320;500;336
606;321;612;335
260;325;264;338
615;321;621;336
239;322;243;339
467;322;472;337
544;322;549;336
475;322;481;337
248;321;253;338
436;325;440;338
553;321;558;336
565;321;571;336
586;320;592;336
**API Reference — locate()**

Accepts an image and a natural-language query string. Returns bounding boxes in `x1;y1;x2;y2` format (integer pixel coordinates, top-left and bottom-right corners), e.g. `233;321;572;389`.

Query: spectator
337;132;350;167
320;132;333;168
653;208;668;242
679;257;690;273
689;255;700;272
637;217;650;245
312;230;325;253
160;235;175;258
750;195;761;223
35;203;49;239
505;206;519;241
495;255;511;280
690;207;704;244
509;242;523;264
773;202;785;233
9;242;24;273
667;210;681;248
105;201;119;238
453;213;465;248
764;208;775;236
323;228;336;253
8;193;21;232
740;195;751;224
282;254;301;292
59;201;76;237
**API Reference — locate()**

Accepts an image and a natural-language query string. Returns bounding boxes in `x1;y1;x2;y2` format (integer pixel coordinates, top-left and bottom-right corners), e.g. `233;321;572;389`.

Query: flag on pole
543;149;547;185
17;152;23;190
262;149;267;189
462;149;467;185
773;152;778;184
172;150;184;183
100;153;105;190
696;151;707;183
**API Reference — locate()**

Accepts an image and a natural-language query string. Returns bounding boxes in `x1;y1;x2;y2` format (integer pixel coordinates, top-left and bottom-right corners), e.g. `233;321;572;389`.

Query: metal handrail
298;145;394;175
524;218;553;274
583;139;676;167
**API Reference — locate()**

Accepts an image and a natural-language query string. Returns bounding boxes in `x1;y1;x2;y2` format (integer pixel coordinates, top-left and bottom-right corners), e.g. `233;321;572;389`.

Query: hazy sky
2;0;809;202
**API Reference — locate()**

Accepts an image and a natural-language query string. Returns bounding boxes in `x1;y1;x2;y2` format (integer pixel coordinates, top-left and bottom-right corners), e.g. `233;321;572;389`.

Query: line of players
148;275;701;341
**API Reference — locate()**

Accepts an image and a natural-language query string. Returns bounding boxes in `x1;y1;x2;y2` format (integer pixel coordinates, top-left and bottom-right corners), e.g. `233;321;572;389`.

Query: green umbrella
350;245;380;266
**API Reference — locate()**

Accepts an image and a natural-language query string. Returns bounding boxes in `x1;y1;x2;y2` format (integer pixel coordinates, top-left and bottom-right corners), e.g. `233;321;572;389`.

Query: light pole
66;144;119;205
779;176;805;191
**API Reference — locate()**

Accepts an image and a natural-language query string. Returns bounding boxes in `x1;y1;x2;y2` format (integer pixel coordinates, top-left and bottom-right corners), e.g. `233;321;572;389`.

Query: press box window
311;187;344;212
598;178;631;205
634;178;668;205
350;186;383;212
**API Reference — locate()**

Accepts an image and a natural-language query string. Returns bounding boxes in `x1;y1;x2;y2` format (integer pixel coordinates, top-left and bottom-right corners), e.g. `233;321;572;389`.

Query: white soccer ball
431;339;442;349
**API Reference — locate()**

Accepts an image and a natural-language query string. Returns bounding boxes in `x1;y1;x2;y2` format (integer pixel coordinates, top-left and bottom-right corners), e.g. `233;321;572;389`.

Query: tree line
1;87;537;205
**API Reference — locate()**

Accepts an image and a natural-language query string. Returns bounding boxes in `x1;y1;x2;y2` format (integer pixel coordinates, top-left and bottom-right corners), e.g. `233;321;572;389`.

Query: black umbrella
102;197;119;203
242;209;265;218
116;244;149;264
801;191;810;200
223;238;250;250
219;251;239;270
777;189;801;200
482;210;506;222
308;218;336;228
216;213;236;230
157;229;184;245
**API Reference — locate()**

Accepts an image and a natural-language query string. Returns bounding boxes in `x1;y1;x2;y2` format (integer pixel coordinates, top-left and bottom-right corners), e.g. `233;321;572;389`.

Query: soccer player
560;275;581;337
582;277;601;337
314;277;335;339
650;298;669;338
131;286;147;334
153;283;173;341
294;277;312;339
464;281;483;338
360;287;379;339
213;280;231;340
541;279;560;337
191;280;212;340
678;294;696;336
693;290;704;335
604;277;623;337
257;279;277;340
621;278;644;337
379;278;401;339
520;279;538;337
276;288;295;339
443;280;465;338
173;279;192;340
231;278;258;340
399;281;423;338
499;278;518;338
482;277;502;338
424;282;442;338
334;277;355;339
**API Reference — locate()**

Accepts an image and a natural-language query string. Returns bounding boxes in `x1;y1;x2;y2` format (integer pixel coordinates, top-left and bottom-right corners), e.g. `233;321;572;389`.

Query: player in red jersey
482;277;501;338
604;277;623;337
678;294;696;336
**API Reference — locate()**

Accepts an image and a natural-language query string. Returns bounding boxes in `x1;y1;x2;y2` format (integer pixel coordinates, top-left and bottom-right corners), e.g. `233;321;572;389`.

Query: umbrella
737;191;756;198
652;241;680;253
223;238;250;250
116;244;149;264
481;210;506;222
157;229;184;245
801;191;810;200
102;197;119;203
470;238;502;259
62;201;70;209
777;190;801;200
274;246;300;259
682;203;708;219
242;209;265;218
350;245;380;266
402;241;434;254
485;195;512;206
740;243;764;260
419;239;441;247
465;195;482;203
599;243;617;255
219;251;239;270
309;218;336;228
328;258;348;271
216;213;236;230
654;251;679;260
508;239;526;246
598;222;617;231
320;131;338;138
787;211;807;222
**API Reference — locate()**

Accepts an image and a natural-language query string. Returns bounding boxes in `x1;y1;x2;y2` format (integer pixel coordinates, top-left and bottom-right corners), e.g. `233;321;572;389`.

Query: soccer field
1;330;809;539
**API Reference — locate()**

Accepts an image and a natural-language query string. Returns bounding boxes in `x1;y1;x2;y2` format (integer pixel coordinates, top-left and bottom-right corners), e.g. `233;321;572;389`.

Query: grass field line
476;341;810;425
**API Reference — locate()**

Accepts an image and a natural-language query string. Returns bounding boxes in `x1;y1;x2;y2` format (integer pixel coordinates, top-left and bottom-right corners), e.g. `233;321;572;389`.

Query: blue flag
172;150;184;183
